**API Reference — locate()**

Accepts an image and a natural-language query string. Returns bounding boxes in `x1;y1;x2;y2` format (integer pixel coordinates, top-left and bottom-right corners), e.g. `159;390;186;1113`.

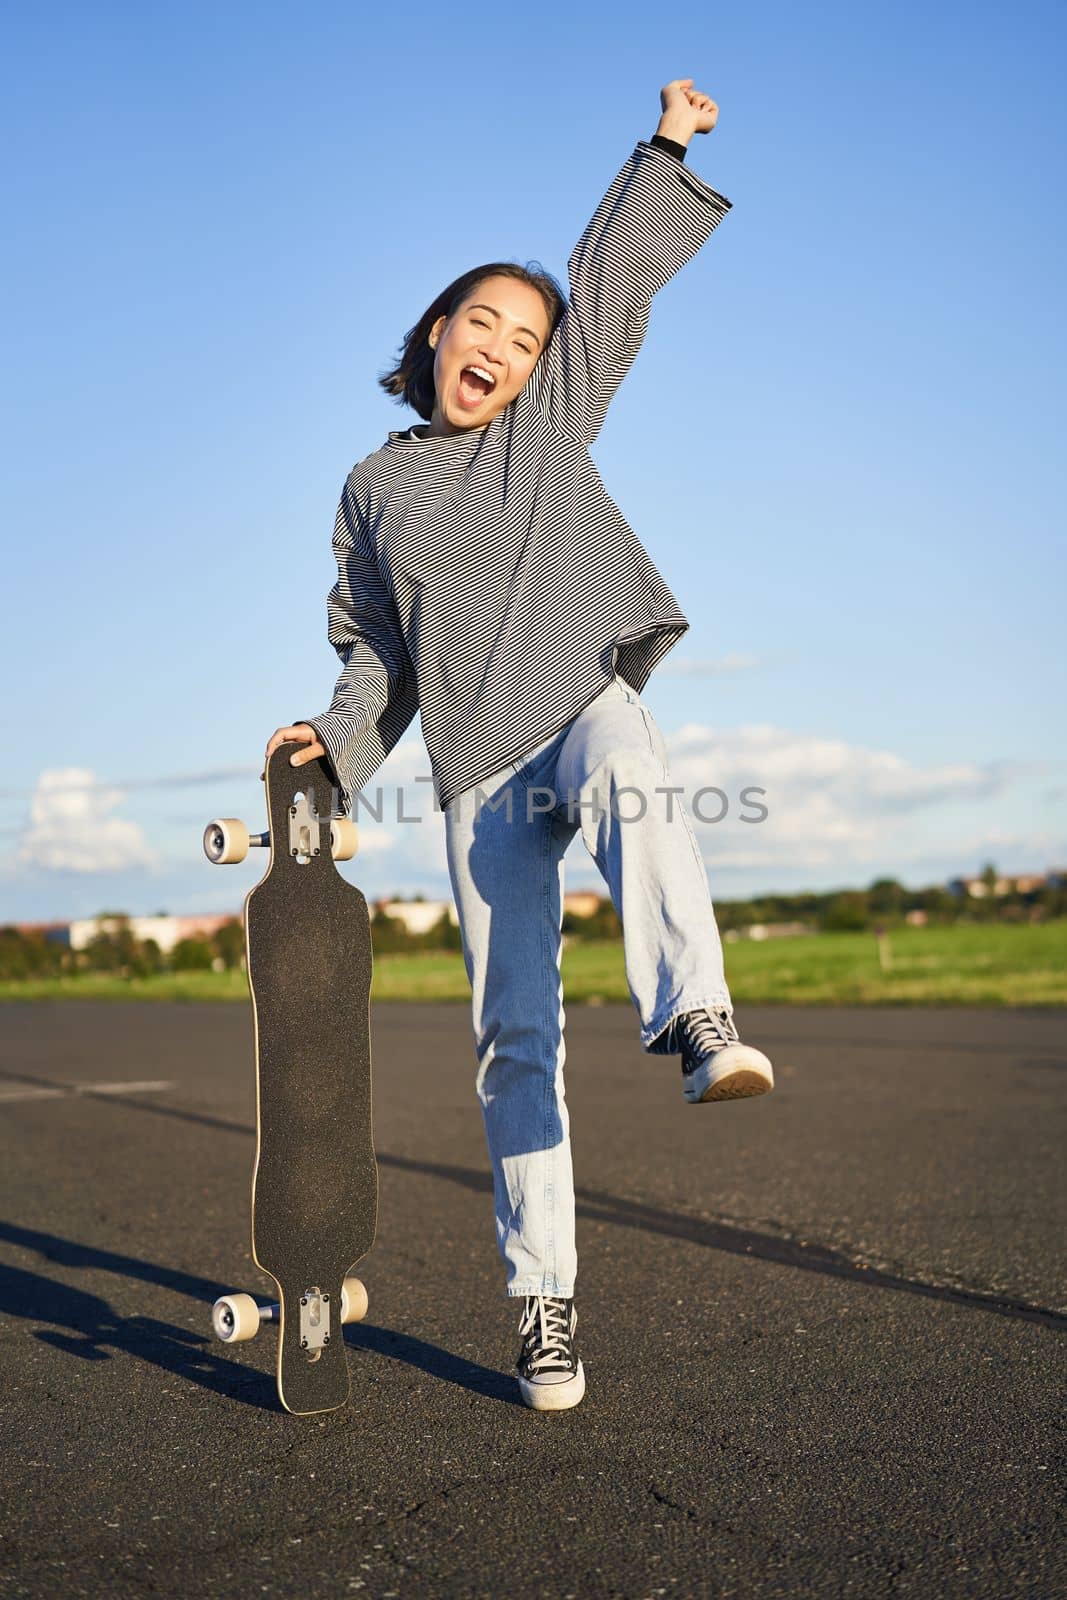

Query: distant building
948;871;1055;899
13;921;72;947
723;922;814;942
373;898;459;934
66;913;237;953
563;892;604;919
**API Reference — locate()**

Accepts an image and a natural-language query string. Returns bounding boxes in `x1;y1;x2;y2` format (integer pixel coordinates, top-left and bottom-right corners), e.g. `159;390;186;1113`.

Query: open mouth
457;367;496;408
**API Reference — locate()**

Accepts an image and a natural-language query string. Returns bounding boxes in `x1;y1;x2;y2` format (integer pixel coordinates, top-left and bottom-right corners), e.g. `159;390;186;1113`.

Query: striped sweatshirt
302;136;732;814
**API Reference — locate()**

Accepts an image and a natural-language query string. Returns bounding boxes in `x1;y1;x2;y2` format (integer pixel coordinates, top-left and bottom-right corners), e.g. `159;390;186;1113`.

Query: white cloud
659;724;1045;875
9;725;1052;904
658;654;762;676
14;768;160;874
328;722;1046;893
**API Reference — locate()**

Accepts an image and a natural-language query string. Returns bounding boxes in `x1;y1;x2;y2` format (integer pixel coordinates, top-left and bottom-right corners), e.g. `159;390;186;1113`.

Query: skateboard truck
211;1277;369;1350
300;1287;330;1357
203;797;359;867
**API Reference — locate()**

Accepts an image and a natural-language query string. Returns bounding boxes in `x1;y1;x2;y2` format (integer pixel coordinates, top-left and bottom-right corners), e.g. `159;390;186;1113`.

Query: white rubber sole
518;1358;586;1411
684;1043;774;1104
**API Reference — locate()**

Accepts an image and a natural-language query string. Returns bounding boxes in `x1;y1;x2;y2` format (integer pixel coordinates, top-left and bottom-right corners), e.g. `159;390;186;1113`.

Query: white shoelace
518;1296;575;1375
677;1007;740;1063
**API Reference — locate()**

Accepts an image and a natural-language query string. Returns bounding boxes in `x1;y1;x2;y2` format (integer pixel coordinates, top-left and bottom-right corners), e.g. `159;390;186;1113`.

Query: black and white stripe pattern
302;139;732;814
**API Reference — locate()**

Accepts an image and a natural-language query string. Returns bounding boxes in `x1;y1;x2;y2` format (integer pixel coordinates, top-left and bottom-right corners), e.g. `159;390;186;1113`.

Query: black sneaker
671;1008;775;1104
516;1295;586;1411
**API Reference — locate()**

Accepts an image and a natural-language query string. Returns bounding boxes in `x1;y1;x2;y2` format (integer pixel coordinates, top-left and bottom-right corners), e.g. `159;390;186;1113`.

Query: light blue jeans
443;674;733;1298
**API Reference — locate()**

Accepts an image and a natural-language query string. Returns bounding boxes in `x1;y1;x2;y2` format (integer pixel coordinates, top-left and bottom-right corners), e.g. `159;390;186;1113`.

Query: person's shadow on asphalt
0;1220;526;1412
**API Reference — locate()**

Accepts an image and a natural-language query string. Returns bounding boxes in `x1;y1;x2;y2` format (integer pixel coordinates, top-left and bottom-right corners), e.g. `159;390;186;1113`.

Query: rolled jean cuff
506;1283;575;1299
642;994;733;1055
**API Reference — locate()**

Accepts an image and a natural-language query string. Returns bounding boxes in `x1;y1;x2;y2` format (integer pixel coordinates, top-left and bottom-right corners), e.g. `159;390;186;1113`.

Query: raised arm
517;78;733;447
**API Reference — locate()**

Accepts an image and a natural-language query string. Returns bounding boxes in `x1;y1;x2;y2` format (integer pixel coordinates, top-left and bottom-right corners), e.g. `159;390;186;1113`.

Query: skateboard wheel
204;818;250;865
340;1276;369;1325
212;1292;261;1343
330;818;360;861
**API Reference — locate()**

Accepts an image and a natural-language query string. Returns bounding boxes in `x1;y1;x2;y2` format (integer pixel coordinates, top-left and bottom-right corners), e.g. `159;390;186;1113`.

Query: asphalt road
0;1001;1064;1600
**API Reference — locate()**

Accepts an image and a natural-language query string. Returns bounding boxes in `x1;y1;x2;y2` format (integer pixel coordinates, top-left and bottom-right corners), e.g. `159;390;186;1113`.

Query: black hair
378;261;566;421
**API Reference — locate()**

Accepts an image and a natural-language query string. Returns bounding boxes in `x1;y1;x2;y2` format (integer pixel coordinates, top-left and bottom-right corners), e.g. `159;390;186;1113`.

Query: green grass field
2;922;1065;1006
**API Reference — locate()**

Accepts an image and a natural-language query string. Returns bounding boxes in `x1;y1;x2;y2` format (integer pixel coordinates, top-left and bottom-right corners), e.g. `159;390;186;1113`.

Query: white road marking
0;1080;175;1104
75;1080;175;1095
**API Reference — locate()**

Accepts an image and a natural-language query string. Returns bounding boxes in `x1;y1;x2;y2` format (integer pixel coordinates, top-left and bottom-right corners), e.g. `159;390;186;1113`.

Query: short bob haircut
379;261;567;422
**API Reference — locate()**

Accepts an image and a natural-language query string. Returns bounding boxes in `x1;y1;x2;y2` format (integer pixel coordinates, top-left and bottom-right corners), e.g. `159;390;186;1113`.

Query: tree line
2;865;1062;982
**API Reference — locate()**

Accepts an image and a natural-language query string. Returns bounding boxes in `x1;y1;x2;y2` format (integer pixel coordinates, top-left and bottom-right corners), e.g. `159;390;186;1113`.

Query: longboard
205;741;376;1414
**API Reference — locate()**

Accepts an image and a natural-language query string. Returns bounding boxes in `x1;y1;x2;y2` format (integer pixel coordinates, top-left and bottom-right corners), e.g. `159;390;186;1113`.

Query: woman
264;78;774;1411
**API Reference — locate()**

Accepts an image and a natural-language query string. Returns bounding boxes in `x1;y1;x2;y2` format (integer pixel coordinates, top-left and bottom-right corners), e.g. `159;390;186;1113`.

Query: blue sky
2;0;1064;922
